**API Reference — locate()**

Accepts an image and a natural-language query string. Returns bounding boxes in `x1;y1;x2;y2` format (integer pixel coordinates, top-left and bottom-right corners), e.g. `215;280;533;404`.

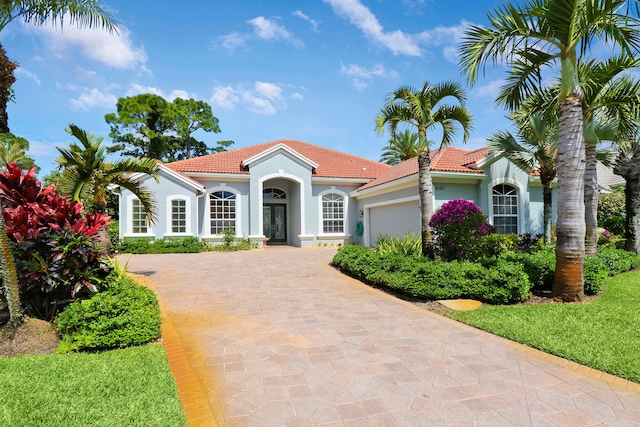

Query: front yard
450;269;640;384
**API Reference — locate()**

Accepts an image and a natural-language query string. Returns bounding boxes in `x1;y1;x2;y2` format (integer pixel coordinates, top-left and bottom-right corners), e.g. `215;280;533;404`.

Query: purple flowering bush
429;199;495;261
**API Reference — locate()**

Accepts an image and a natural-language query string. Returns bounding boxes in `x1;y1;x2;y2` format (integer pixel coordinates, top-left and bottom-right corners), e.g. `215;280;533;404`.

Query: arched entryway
260;177;303;246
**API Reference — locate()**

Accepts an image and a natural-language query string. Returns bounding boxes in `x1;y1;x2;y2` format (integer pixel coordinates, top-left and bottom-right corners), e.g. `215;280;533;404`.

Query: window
263;188;286;199
210;191;236;234
322;193;344;233
171;199;187;233
492;184;518;234
131;199;148;234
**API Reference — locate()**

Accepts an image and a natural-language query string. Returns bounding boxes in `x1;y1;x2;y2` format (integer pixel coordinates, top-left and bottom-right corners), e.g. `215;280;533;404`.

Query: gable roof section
165;139;391;179
241;143;319;169
358;147;489;192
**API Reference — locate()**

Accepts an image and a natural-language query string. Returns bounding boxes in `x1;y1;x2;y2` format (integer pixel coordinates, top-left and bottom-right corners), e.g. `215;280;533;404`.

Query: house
117;139;558;247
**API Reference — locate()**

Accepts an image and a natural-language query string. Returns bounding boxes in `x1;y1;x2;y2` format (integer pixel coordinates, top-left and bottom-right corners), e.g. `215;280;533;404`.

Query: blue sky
3;0;511;178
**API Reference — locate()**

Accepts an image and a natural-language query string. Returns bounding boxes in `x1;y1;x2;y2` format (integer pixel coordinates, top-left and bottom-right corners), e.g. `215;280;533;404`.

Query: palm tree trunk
542;179;553;244
624;177;640;253
553;96;585;302
584;143;598;256
0;209;22;327
418;151;434;259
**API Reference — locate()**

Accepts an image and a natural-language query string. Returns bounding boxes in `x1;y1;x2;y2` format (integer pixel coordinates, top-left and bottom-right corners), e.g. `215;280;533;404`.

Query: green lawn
0;344;186;427
450;269;640;384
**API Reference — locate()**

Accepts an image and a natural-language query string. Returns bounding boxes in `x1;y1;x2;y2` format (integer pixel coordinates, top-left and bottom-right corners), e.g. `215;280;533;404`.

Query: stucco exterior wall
119;172;200;240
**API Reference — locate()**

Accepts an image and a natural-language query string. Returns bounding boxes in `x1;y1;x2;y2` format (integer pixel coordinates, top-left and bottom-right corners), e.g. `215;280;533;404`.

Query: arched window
263;188;286;199
492;184;518;234
322;193;344;233
210;191;236;234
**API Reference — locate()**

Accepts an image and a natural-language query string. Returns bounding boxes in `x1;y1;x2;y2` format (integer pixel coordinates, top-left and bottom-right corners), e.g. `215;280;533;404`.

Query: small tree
429;199;494;261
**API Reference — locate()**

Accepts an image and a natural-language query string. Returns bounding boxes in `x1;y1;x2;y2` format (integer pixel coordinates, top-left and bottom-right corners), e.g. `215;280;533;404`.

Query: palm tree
0;1;119;327
376;81;473;258
516;57;640;256
55;124;160;251
488;113;558;243
613;139;640;253
380;130;429;165
0;1;119;133
458;0;640;302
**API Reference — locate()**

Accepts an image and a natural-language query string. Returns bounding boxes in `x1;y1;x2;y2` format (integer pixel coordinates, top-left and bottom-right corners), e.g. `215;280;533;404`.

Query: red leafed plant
0;163;112;320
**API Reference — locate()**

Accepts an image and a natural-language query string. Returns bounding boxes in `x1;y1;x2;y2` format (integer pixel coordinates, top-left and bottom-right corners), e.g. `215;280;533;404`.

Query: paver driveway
121;247;640;426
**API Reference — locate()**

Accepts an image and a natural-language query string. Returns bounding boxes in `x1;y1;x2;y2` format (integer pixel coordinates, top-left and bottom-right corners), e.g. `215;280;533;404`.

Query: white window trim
165;195;193;237
124;195;154;237
488;178;524;235
318;188;349;236
205;185;242;238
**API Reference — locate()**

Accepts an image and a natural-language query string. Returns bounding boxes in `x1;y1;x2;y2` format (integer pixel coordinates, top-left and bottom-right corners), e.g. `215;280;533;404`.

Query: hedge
332;245;530;304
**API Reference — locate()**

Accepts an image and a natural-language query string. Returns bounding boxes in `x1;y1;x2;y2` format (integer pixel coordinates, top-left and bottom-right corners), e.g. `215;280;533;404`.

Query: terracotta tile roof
358;147;488;192
432;146;489;172
164;139;391;179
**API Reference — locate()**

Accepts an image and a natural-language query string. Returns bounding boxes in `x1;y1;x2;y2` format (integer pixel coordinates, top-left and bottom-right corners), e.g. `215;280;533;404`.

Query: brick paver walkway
121;247;640;426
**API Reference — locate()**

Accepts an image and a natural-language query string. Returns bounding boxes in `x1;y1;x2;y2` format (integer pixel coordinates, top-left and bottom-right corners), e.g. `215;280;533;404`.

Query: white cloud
243;92;277;115
255;81;283;100
324;0;420;56
15;68;40;85
290;92;304;100
474;79;505;98
415;20;470;63
210;82;288;115
340;63;388;89
248;16;303;47
26;139;58;157
27;15;147;69
125;84;194;101
210;86;241;110
214;17;303;52
293;10;320;32
69;87;117;110
216;32;249;53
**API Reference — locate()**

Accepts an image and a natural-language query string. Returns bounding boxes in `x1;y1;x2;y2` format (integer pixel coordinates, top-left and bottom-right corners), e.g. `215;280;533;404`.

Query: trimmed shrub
478;233;518;258
584;256;609;295
117;237;210;254
429;199;494;261
597;247;639;276
598;193;625;236
375;232;422;257
495;248;556;292
55;272;161;352
332;245;529;304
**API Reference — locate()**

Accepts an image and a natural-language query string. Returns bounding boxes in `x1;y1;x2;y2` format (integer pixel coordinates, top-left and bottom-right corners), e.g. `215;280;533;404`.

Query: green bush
598;193;625;235
494;248;556;292
597;247;639;276
332;245;529;304
375;232;422;257
117;237;210;254
55;272;161;352
478;233;518;258
584;256;609;295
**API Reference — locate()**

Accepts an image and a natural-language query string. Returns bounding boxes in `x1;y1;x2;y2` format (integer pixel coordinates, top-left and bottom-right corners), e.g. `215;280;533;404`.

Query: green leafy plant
598;193;626;236
0;164;111;321
375;232;422;257
478;233;519;258
55;272;161;352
